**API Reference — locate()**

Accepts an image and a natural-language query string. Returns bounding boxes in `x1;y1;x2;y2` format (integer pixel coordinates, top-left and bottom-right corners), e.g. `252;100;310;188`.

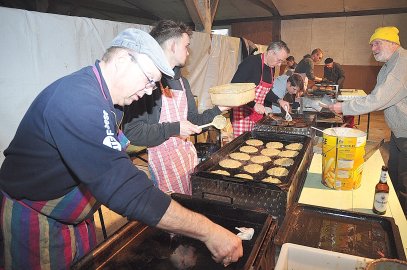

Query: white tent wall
186;33;241;112
0;7;243;165
281;13;407;66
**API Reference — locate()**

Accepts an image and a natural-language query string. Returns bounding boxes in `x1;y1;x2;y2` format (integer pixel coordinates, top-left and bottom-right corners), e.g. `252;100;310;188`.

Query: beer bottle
372;166;389;215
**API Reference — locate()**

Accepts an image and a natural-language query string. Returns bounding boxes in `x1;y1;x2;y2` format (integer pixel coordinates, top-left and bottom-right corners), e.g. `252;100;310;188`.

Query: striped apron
1;186;100;269
232;53;274;137
0;66;121;269
148;80;198;195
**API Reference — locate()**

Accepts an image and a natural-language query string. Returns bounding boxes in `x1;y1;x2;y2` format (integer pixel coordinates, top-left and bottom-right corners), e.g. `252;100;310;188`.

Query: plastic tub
275;243;372;270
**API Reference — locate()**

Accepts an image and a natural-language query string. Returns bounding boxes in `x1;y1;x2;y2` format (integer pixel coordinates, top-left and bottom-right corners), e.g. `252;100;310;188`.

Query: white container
274;243;373;270
208;83;255;106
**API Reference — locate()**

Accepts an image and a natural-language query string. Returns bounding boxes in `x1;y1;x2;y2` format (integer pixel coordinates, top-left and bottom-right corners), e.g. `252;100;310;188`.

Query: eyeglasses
128;53;158;90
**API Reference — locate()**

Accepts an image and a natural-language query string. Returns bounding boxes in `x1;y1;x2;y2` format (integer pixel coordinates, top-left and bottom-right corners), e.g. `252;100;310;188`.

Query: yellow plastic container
322;127;366;190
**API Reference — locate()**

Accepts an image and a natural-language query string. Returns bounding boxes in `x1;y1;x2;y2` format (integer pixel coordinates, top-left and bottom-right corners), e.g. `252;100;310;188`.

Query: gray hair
101;47;134;62
267;41;290;54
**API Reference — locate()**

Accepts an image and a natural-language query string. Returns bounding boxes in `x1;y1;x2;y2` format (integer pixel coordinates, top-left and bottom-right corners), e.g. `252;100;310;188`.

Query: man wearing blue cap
329;26;407;214
0;28;242;269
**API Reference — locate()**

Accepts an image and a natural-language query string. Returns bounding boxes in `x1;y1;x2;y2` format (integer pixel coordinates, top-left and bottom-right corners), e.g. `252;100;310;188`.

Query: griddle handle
202;192;233;205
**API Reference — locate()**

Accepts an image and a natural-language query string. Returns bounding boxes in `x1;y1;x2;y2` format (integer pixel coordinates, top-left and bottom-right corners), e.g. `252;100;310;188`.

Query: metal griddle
72;194;278;270
274;203;406;260
253;113;316;137
191;132;313;224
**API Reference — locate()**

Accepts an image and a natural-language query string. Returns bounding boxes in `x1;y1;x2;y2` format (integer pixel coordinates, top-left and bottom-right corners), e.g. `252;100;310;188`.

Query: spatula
283;105;293;122
198;115;227;129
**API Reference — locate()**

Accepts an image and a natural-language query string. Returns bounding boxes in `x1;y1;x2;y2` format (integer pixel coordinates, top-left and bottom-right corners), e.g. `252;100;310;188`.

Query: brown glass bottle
372;166;389;215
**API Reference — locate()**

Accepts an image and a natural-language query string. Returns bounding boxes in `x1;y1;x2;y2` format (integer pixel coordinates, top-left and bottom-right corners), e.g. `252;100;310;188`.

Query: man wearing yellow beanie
369;26;400;46
329;26;407;215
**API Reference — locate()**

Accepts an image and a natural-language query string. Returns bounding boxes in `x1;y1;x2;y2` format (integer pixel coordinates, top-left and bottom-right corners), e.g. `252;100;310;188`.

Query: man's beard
373;52;386;62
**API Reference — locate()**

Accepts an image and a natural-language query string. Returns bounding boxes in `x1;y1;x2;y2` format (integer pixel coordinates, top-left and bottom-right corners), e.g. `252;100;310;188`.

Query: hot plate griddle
253;114;316;137
274;203;405;260
191;132;313;223
72;194;277;270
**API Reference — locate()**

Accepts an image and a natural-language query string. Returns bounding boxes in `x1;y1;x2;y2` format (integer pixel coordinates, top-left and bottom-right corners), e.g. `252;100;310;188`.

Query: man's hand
314;76;323;82
203;223;243;267
157;200;243;268
278;99;290;112
328;102;343;114
253;103;265;114
179;120;201;136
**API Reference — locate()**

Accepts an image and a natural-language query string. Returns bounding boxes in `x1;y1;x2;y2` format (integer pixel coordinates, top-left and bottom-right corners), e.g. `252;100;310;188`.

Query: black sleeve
264;90;281;106
337;64;345;87
305;59;315;80
123;91;179;147
184;78;222;125
231;55;262;85
231;55;262;108
323;66;328;80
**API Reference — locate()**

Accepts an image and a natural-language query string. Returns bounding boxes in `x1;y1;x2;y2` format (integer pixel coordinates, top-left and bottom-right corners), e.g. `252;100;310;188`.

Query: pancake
279;150;299;158
234;174;253;180
250;155;271;164
285;143;303;151
219;159;242;169
229;152;251;161
266;142;284;149
274;158;294;167
261;148;281;157
245;139;263;146
243;164;263;174
267;167;289;177
239;145;258;153
211;170;230;176
262;177;282;184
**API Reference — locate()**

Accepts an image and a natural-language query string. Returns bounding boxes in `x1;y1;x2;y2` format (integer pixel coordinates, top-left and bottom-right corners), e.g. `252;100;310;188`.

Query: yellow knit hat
369;26;400;45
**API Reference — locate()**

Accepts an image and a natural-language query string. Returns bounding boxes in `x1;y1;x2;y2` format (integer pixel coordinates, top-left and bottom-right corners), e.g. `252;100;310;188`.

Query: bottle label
373;192;389;212
380;171;387;183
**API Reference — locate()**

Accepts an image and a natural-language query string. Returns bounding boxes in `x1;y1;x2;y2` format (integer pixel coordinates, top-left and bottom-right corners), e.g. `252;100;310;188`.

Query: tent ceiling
1;0;407;26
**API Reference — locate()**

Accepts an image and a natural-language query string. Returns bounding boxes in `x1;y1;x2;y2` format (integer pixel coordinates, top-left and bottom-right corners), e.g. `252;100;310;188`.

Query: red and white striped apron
1;186;100;269
232;53;274;137
148;80;197;195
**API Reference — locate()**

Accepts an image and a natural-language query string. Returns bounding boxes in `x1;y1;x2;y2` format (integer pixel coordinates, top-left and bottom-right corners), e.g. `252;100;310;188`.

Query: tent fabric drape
0;7;246;165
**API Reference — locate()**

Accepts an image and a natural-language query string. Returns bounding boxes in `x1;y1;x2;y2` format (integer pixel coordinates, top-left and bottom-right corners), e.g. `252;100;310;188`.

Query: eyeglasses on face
128;53;158;90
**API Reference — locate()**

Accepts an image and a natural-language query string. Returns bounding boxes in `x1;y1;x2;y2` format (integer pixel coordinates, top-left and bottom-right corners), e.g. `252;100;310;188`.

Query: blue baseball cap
111;28;174;77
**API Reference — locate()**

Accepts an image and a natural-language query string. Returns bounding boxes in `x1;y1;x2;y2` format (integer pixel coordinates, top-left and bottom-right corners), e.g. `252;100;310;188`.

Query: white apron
148;79;197;195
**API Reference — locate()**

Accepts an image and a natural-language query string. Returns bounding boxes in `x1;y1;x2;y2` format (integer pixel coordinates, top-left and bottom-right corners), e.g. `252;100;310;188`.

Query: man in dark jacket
323;57;345;89
295;48;324;83
123;20;229;195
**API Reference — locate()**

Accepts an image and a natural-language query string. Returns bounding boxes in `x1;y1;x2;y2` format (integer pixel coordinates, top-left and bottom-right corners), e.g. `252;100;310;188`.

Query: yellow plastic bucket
322;127;366;190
